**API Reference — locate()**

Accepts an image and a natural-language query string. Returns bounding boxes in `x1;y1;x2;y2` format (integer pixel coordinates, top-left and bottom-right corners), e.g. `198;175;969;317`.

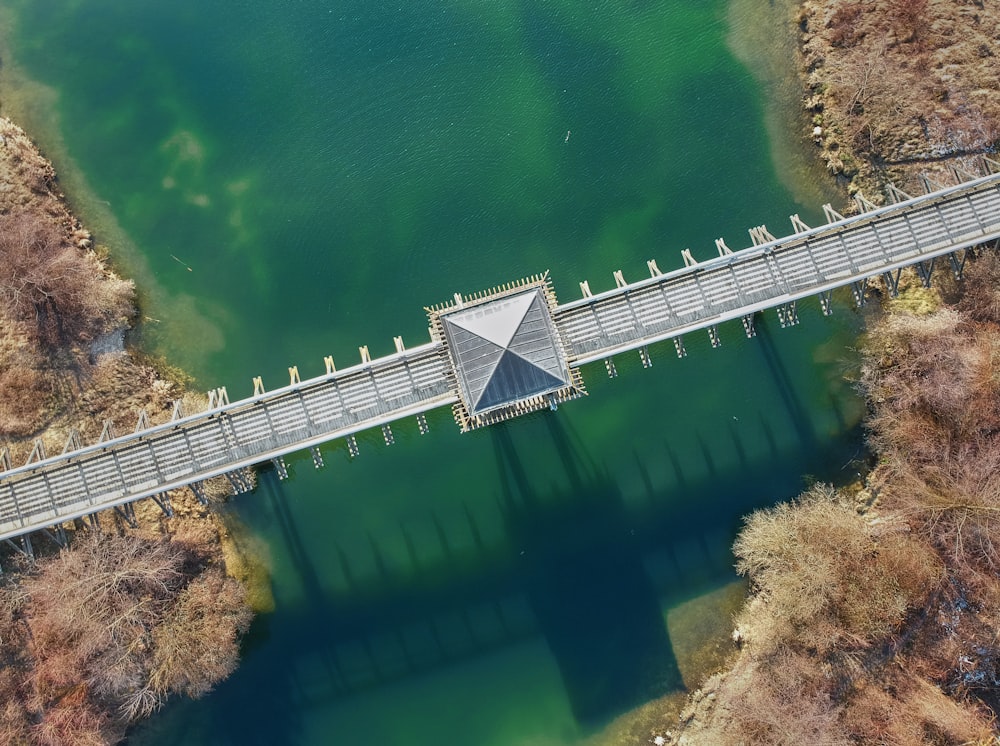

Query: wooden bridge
3;166;1000;549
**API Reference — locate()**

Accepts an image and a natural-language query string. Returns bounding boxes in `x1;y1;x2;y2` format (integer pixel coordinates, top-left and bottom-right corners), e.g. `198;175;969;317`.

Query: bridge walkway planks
2;171;1000;544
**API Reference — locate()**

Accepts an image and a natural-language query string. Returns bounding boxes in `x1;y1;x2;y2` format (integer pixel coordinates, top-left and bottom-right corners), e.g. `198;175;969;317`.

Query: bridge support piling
920;173;949;194
916;258;936;288
310;447;325;469
604;358;618;378
99;420;116;443
777;301;800;328
741;314;756;338
674;337;687;358
789;214;811;233
253;376;266;396
61;429;83;455
819;290;834;316
0;447;10;473
190;481;208;506
950;249;970;281
207;387;229;409
883;269;902;297
950;163;980;183
382;425;395;446
715;238;733;256
272;457;289;480
39;525;67;550
347;435;360;458
887;183;913;204
854;192;879;213
748;225;775;246
417;414;429;434
114;502;138;529
639;347;652;369
852;278;869;307
227;468;255;494
823;203;845;223
26;439;46;465
4;535;33;562
170;399;184;421
980;155;1000;174
708;326;721;348
150;492;174;517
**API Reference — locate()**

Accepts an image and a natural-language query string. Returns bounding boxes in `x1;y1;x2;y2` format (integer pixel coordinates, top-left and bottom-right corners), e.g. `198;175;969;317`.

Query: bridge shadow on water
752;314;819;454
493;417;684;725
142;412;803;744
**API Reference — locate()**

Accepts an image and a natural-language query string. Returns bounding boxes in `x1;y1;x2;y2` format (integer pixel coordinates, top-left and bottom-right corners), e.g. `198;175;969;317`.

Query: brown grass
800;0;1000;193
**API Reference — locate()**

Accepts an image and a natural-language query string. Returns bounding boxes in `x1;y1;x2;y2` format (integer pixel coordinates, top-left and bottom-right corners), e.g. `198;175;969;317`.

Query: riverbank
663;260;1000;746
658;1;1000;742
0;115;263;744
798;0;1000;197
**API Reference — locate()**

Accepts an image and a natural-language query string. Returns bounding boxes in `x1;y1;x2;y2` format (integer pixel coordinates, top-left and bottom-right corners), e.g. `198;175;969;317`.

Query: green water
1;1;864;743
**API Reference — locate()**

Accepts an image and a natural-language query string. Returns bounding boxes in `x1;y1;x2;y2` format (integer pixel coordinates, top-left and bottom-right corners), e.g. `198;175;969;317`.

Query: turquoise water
2;1;863;743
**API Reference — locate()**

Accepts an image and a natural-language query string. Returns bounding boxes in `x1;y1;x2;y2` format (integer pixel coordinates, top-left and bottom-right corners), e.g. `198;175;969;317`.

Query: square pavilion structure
428;273;585;431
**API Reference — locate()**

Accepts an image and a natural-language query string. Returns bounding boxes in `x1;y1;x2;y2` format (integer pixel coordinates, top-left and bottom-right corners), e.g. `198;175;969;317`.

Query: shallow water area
0;0;865;743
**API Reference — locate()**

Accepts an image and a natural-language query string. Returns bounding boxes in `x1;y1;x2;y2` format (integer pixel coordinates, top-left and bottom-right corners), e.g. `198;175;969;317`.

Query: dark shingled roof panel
474;349;565;412
441;288;571;415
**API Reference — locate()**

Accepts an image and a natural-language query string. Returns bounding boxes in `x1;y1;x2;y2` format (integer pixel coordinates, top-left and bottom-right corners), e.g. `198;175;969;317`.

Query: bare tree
0;210;133;346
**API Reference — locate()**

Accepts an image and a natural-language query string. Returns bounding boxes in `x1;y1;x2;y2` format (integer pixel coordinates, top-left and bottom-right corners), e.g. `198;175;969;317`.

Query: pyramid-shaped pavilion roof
440;288;571;416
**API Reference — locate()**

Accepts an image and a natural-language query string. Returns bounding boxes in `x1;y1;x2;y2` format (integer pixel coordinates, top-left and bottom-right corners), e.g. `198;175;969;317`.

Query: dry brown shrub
957;251;1000;325
887;0;929;45
862;274;1000;580
734;485;942;656
26;534;186;710
150;569;252;700
840;674;991;746
863;309;1000;448
0;579;33;744
30;697;111;746
904;676;994;744
2;530;254;741
0;364;55;438
827;2;866;48
0;209;133;347
698;650;849;746
841;681;914;745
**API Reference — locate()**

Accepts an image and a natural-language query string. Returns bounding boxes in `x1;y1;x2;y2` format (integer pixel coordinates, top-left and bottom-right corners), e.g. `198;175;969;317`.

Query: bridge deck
2;172;999;543
556;173;1000;365
0;343;455;541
